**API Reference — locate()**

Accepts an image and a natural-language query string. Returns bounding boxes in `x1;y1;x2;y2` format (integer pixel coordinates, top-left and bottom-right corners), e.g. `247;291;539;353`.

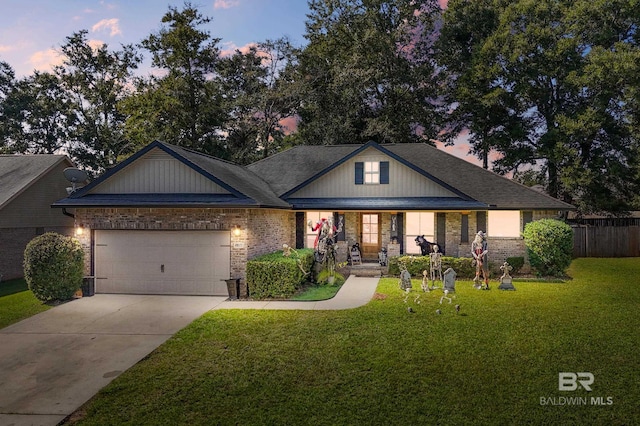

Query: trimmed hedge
246;249;314;299
23;232;84;302
388;255;478;279
505;256;525;274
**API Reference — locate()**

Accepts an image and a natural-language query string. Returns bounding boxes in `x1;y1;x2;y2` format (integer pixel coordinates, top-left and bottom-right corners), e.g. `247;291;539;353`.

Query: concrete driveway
0;294;226;426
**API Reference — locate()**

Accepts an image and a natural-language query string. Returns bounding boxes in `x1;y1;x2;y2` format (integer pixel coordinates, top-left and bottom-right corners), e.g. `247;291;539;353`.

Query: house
0;155;76;280
53;140;573;296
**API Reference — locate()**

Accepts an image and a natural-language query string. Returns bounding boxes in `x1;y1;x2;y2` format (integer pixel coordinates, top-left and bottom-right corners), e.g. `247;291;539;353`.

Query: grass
0;278;51;329
290;283;342;301
66;258;639;425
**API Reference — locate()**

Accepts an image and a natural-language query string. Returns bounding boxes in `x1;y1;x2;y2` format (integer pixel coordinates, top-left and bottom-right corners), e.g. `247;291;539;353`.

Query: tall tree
0;61;17;153
438;0;640;215
298;0;444;145
123;2;225;156
218;37;301;163
4;72;76;154
55;30;141;175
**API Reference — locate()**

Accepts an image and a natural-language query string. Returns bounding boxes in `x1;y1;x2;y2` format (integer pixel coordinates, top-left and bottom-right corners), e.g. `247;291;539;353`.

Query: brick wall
0;226;74;280
73;207;294;280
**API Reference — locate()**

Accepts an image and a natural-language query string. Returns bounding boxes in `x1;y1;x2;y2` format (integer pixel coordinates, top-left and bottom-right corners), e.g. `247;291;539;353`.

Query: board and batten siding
90;148;230;194
0;160;74;228
289;147;458;198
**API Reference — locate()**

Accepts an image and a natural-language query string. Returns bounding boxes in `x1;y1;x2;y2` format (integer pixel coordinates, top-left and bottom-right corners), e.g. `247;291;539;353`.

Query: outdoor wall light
232;225;241;237
75;224;85;236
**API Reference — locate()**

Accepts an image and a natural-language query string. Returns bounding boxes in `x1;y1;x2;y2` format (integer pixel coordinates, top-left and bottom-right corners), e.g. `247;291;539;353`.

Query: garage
95;230;230;296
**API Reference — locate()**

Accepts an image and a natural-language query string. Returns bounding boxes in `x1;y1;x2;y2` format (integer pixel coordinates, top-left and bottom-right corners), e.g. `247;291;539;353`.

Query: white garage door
95;230;230;295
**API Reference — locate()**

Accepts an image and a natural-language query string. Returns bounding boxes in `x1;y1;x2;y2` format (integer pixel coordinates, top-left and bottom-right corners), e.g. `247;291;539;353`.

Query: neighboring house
53;140;574;296
0;155;76;280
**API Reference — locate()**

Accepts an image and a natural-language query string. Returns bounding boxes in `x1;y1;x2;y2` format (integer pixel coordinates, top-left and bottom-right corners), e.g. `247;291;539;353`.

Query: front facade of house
54;141;573;296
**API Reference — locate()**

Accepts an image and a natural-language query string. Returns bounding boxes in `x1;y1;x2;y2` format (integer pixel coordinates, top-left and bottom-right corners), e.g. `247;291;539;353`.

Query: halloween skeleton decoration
415;235;436;256
471;231;489;290
421;270;430;292
308;217;342;279
429;244;443;287
439;289;453;304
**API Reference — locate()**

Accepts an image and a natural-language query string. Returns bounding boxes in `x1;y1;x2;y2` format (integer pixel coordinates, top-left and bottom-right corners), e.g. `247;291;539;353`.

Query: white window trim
364;161;379;184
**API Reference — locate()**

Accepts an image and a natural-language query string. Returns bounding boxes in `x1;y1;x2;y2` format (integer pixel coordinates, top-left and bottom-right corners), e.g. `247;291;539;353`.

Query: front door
360;213;381;260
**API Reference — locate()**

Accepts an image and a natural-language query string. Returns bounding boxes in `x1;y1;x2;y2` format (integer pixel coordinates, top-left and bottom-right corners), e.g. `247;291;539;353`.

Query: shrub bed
246;248;314;299
388;255;480;279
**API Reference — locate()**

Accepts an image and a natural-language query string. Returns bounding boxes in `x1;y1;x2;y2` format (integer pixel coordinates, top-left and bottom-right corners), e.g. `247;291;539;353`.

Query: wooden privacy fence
572;226;640;257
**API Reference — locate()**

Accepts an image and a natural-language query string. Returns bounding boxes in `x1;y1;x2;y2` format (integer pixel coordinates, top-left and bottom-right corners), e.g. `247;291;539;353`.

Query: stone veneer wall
73;208;294;280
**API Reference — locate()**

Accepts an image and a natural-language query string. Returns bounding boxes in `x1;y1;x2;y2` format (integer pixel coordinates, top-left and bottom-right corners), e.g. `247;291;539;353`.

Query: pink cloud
279;116;298;134
214;0;240;9
28;48;64;73
92;18;122;37
219;42;257;57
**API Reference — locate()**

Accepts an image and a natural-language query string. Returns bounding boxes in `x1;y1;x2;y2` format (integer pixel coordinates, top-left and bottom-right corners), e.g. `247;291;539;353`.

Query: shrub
523;219;573;277
23;232;84;302
316;270;346;287
505;256;525;274
246;249;314;299
388;255;478;279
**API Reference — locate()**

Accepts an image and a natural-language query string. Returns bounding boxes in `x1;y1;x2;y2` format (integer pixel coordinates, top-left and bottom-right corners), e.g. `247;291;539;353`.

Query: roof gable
288;146;460;199
89;147;231;195
0;155;72;210
60;141;289;208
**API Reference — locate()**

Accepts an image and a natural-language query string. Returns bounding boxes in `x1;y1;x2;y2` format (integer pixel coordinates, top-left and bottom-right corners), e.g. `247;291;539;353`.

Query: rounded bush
523;219;573;277
24;232;85;302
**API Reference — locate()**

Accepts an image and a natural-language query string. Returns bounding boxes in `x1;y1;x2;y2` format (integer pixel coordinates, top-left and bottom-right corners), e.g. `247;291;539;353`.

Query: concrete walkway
0;276;379;426
214;275;380;311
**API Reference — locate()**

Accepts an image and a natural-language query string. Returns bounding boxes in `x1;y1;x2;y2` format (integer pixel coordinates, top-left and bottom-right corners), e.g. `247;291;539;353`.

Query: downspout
62;208;75;219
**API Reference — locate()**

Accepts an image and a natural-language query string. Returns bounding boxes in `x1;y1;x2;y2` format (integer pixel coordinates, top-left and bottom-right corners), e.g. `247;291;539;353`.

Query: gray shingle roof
55;141;289;209
247;145;360;196
248;142;574;211
0;155;71;209
385;143;574;210
163;143;290;208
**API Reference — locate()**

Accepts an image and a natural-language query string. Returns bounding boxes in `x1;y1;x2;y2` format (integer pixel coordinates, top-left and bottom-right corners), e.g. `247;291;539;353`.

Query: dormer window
364;161;379;184
355;161;389;185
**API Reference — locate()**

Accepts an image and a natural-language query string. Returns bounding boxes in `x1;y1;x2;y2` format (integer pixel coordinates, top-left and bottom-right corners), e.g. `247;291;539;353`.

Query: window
364;162;379;184
405;212;435;254
355;161;389;185
305;211;334;248
362;214;379;244
488;211;521;237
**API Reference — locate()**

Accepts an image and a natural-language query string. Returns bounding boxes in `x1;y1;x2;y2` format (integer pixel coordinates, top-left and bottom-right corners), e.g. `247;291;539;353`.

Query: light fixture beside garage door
232;225;242;237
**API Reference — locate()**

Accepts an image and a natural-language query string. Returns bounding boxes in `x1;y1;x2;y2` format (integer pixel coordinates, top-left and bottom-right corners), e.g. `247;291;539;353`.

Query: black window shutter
476;211;487;234
355;162;364;185
295;212;305;249
461;214;469;243
522;211;533;231
380;161;389;184
437;213;446;254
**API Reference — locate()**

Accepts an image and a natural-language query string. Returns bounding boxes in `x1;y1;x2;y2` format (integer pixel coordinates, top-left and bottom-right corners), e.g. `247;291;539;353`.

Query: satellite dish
63;167;88;193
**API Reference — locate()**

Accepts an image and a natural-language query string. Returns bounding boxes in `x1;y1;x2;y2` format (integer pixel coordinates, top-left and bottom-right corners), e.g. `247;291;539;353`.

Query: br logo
558;372;594;391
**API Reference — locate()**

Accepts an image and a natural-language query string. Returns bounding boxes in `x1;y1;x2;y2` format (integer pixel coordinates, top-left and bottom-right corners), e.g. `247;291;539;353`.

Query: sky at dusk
0;0;480;164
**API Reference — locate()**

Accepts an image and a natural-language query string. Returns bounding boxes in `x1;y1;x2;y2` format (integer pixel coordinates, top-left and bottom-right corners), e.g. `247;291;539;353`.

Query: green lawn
290;283;343;301
67;258;639;425
0;278;50;329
